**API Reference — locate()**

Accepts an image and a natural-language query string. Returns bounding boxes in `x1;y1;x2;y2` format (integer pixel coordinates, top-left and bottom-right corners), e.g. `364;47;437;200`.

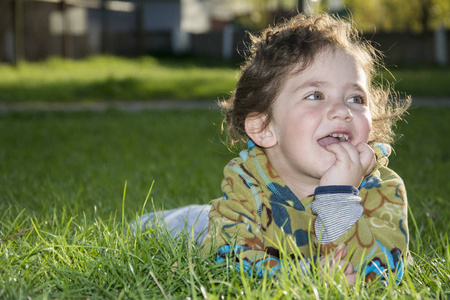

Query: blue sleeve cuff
315;185;359;196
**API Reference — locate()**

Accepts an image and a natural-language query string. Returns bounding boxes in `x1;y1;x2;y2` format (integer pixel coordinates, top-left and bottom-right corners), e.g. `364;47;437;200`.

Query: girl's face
264;47;372;193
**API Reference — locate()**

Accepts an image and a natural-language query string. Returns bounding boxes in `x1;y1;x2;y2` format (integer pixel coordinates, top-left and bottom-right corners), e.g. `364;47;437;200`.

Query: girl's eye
347;96;366;105
305;92;324;100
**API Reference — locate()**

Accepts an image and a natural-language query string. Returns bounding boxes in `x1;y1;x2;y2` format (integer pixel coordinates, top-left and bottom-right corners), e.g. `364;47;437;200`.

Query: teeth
330;133;349;141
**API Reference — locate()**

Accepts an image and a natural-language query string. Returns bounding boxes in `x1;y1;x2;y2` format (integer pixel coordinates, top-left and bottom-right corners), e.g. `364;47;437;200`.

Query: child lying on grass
134;13;410;284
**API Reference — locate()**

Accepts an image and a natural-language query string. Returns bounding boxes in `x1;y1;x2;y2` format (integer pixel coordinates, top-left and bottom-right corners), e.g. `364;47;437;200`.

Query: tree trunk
297;0;304;13
420;0;432;33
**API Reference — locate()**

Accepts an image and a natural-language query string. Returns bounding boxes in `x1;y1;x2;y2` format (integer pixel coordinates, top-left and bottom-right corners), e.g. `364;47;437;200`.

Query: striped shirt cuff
312;185;363;244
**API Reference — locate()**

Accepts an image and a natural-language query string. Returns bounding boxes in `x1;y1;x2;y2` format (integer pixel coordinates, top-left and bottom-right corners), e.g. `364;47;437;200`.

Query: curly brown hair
220;13;410;147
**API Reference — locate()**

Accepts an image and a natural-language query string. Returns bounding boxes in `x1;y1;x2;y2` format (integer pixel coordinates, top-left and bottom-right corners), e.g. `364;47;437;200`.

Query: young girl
134;13;410;284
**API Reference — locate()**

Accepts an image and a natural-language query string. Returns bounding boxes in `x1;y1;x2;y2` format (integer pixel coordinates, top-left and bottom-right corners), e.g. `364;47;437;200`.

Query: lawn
0;56;449;104
0;56;239;103
0;107;449;299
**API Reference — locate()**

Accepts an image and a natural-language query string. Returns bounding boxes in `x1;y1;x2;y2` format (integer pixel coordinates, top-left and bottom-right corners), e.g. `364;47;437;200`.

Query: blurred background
0;0;449;66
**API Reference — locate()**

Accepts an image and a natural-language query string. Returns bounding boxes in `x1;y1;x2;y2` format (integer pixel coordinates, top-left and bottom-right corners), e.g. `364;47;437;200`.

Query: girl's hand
319;142;375;188
319;243;357;285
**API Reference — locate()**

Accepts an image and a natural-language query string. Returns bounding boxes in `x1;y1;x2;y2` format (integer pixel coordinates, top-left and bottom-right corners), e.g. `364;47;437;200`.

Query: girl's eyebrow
292;80;327;93
346;83;368;94
291;81;368;95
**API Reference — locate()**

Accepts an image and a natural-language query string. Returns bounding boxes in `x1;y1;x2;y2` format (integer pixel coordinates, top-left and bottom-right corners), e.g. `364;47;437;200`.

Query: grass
0;107;449;299
0;56;239;103
0;56;448;104
0;109;232;216
381;65;450;98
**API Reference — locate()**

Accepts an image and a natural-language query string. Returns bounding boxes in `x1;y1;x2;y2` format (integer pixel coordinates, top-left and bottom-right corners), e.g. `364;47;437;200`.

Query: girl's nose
327;101;353;122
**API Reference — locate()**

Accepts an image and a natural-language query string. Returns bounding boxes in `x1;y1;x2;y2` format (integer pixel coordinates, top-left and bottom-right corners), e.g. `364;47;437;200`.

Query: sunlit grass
0;56;239;103
0;107;449;298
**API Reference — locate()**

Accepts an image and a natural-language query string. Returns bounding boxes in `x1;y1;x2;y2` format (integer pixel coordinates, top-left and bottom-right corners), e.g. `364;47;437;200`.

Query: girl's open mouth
317;133;350;147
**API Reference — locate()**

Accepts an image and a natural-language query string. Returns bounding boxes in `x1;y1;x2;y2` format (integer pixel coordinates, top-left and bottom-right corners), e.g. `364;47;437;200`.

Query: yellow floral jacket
201;141;409;282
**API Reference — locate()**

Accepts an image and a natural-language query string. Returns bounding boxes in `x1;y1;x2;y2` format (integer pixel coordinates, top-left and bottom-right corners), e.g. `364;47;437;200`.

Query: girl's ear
245;113;277;148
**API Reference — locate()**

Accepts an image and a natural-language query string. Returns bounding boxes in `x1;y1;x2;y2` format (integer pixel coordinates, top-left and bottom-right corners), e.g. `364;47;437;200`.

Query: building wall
143;2;180;31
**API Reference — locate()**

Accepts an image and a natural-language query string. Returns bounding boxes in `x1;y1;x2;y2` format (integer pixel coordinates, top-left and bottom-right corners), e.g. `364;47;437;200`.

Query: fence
0;0;448;65
190;29;450;65
0;0;176;62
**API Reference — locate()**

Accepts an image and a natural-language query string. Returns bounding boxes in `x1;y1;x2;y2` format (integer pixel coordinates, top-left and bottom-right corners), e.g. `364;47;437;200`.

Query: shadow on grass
0;77;233;103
